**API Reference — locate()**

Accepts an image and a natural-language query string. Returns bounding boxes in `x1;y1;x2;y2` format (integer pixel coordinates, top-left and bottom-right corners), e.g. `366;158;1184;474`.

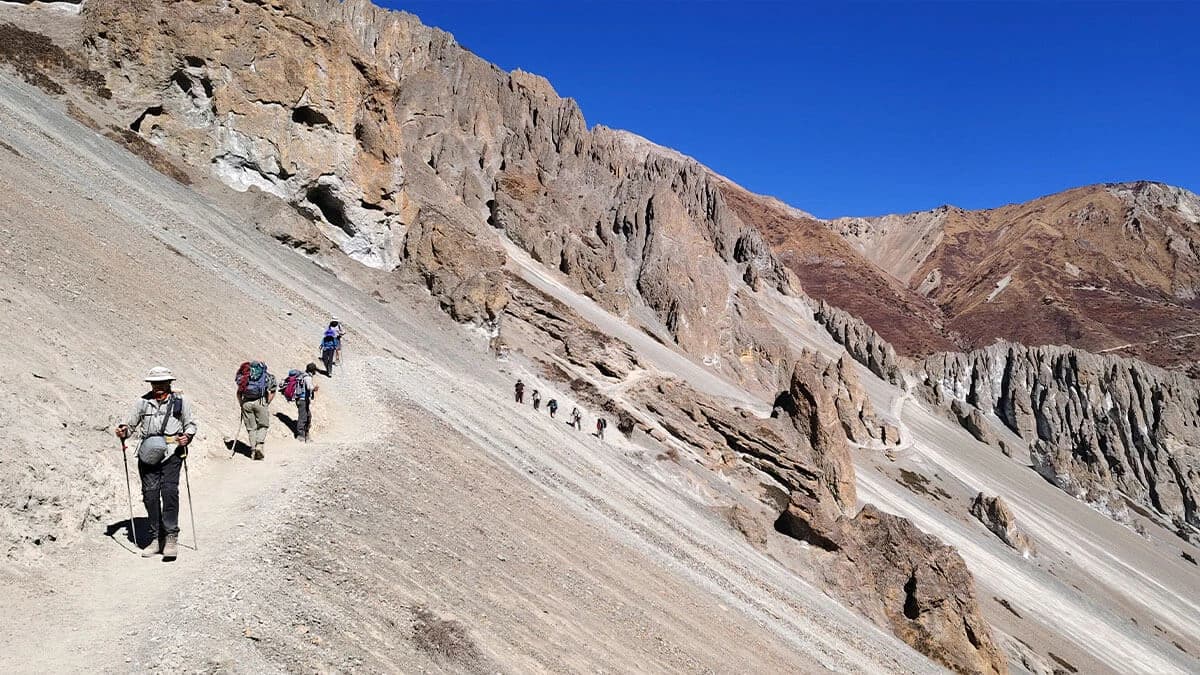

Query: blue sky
384;1;1199;218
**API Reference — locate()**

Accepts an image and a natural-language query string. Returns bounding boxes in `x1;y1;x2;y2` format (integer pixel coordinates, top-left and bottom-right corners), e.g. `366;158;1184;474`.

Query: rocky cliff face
919;343;1200;542
813;299;906;386
80;0;795;390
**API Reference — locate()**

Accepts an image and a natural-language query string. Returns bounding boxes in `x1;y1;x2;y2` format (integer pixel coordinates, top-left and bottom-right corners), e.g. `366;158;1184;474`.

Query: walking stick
119;439;138;547
228;416;244;458
182;455;198;551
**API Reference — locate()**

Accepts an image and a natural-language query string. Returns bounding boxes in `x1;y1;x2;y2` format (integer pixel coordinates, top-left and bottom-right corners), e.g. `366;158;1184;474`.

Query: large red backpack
235;361;270;399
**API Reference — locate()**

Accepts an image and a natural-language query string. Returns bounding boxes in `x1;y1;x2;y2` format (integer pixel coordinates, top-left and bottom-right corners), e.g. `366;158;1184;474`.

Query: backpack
282;369;306;402
320;335;338;353
236;361;270;400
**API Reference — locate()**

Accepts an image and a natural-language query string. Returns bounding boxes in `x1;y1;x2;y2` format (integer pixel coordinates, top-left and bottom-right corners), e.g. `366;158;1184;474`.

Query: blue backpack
321;335;338;353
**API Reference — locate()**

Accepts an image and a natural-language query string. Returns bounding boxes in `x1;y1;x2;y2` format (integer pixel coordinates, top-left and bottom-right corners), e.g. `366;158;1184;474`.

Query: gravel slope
0;71;937;673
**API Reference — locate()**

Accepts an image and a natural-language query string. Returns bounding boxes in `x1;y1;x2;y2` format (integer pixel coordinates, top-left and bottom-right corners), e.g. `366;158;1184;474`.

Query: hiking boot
162;534;178;560
141;538;162;558
252;446;265;461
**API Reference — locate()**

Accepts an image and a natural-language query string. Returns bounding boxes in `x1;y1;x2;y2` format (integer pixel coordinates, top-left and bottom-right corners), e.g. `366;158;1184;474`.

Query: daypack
136;395;185;464
320;335;338;353
282;369;306;402
236;361;270;400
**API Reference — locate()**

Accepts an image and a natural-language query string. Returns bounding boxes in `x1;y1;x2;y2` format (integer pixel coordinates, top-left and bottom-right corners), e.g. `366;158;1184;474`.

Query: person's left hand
177;433;192;447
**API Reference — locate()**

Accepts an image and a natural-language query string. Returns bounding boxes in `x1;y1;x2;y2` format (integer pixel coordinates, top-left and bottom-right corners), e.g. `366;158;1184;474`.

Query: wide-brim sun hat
144;366;175;382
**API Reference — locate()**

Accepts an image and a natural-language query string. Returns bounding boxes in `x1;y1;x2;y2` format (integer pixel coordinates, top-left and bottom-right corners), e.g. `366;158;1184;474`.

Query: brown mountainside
717;178;958;356
826;182;1200;372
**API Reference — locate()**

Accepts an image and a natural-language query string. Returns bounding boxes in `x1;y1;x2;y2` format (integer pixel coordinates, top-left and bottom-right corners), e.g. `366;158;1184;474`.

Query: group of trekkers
514;379;607;439
113;319;346;560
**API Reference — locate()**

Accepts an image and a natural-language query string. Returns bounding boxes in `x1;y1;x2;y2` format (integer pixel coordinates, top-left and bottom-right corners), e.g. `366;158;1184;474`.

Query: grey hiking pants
241;398;270;449
296;398;311;439
138;453;181;540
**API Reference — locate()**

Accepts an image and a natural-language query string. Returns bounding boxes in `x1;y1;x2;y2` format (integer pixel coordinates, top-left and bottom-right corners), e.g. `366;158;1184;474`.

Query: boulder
837;505;1008;675
951;399;996;445
969;493;1034;555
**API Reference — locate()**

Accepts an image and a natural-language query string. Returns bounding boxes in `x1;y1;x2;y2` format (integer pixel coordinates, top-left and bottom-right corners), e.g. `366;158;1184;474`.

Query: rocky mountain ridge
824;181;1200;373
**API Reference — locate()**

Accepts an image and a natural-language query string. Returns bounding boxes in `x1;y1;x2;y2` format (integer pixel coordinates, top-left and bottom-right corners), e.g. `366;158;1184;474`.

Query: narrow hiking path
0;359;379;672
1097;331;1200;354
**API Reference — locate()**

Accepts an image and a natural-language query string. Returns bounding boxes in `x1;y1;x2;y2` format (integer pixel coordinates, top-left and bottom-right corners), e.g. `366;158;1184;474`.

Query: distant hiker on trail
114;367;197;560
283;364;319;442
320;329;339;377
328;318;346;364
596;417;607;440
532;389;541;411
547;399;558;418
570;407;582;430
514;379;525;403
236;360;277;460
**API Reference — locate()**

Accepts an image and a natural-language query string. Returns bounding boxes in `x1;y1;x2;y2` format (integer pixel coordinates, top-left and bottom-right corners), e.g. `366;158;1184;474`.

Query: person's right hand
115;425;129;440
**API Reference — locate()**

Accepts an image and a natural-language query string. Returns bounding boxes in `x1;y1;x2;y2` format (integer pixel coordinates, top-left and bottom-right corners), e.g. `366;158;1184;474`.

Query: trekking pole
119;439;138;547
228;417;244;458
182;455;198;551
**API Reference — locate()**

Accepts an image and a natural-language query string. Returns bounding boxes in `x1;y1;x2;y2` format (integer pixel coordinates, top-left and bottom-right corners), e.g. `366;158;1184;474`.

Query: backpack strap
147;395;176;437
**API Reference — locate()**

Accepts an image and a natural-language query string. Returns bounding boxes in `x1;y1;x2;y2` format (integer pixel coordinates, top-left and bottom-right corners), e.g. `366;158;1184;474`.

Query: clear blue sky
383;1;1199;218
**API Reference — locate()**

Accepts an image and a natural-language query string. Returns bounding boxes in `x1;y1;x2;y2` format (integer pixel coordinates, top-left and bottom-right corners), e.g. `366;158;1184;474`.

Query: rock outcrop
80;0;797;390
951;399;996;445
794;350;894;446
814;299;905;386
634;362;1004;674
970;493;1034;555
919;343;1200;542
835;505;1008;675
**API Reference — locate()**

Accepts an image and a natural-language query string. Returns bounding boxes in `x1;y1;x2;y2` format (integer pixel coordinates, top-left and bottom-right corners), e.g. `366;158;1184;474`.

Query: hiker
514;379;525;403
114;366;197;559
547;399;558;418
320;329;338;377
570;406;582;430
532;389;541;411
236;360;277;460
328;318;346;364
283;363;319;441
596;417;607;440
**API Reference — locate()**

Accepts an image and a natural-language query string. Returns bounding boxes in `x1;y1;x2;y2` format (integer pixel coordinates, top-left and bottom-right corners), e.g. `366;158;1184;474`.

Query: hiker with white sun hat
114;366;198;560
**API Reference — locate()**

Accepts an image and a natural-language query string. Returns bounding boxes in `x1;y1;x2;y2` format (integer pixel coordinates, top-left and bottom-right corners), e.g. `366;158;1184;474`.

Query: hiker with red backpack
235;360;276;460
283;363;319;442
114;366;197;559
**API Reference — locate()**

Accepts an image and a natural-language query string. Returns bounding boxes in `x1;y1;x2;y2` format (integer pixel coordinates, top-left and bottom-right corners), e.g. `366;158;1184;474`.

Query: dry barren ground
0;70;935;673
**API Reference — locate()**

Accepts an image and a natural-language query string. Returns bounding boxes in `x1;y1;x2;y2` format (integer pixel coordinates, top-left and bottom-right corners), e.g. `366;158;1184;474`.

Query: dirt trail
1;359;373;672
